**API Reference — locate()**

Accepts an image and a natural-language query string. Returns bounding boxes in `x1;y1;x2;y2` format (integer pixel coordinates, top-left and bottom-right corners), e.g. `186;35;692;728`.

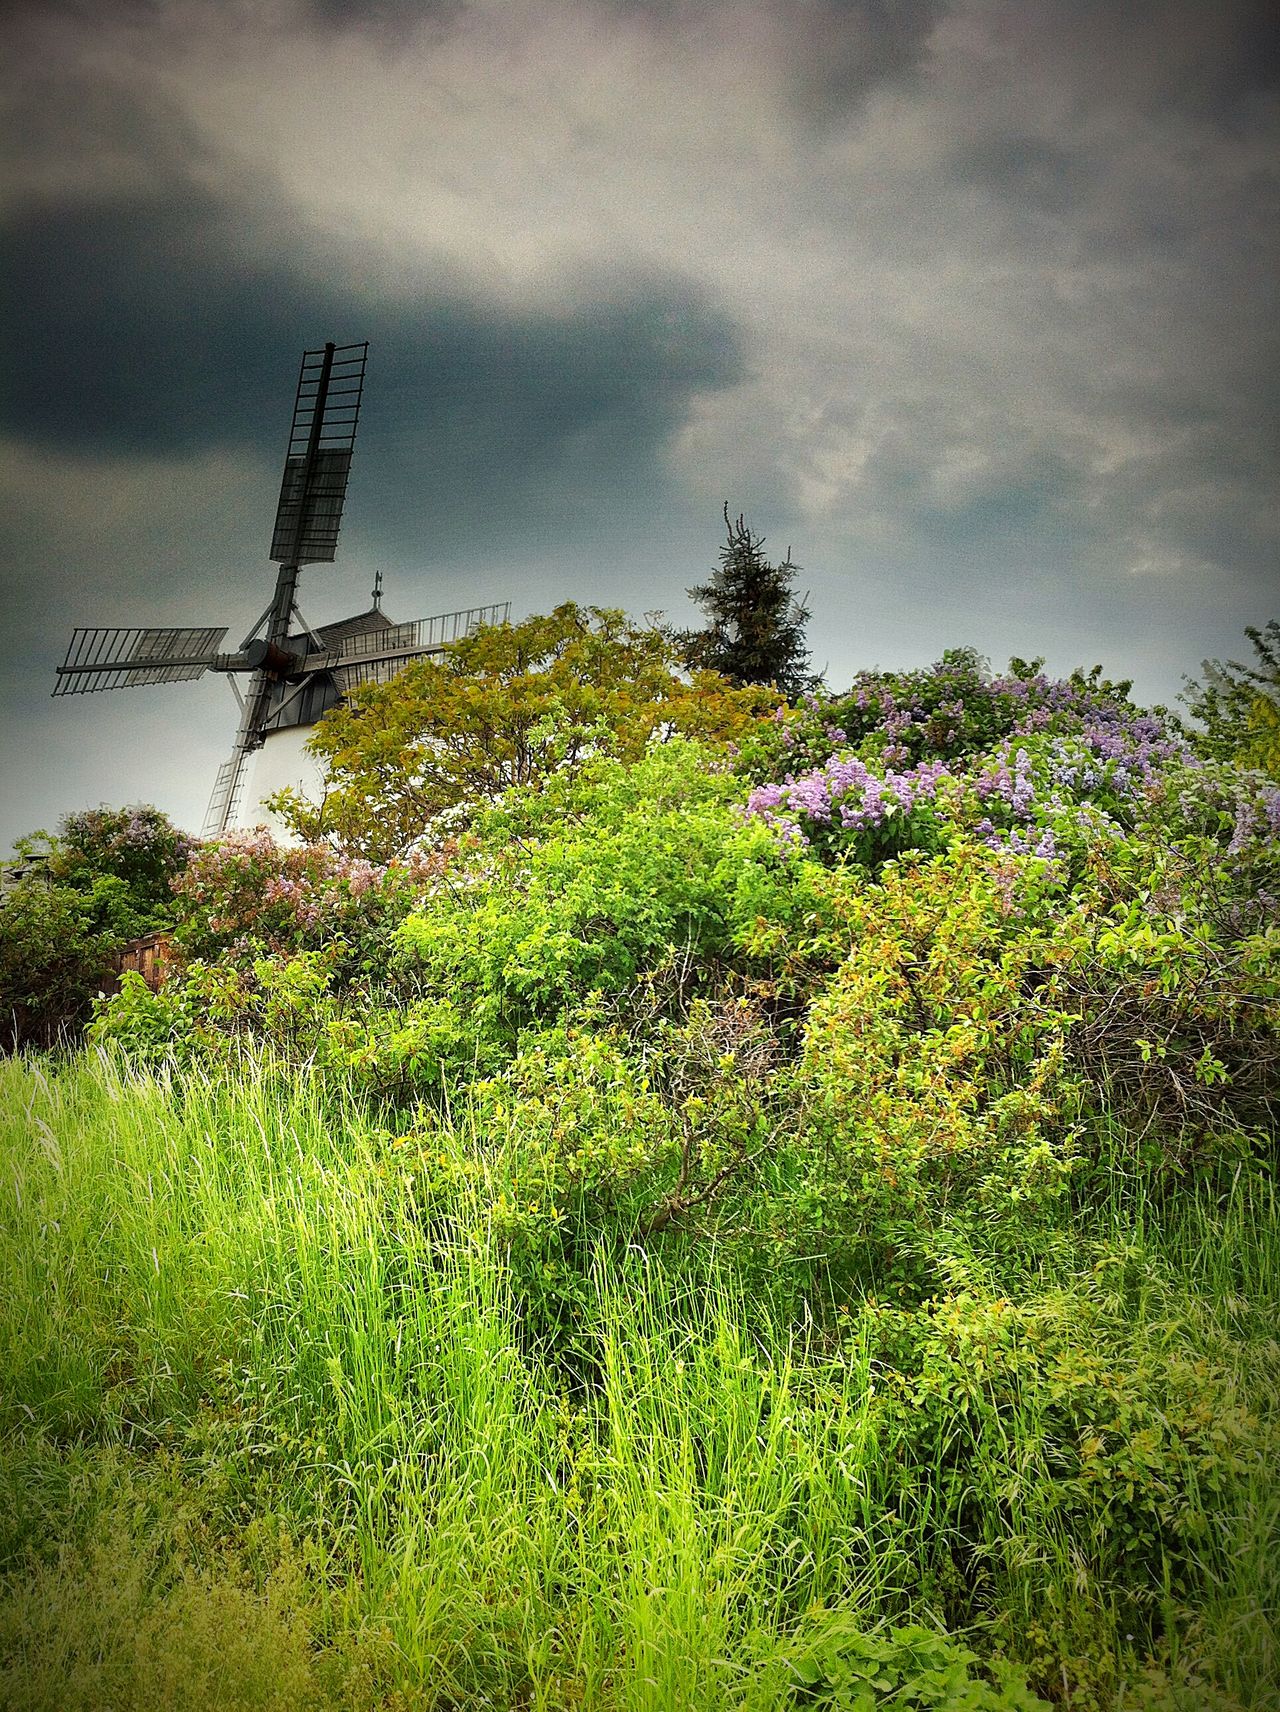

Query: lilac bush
743;649;1158;780
745;754;955;859
173;828;450;975
1228;781;1280;855
743;653;1201;876
54;804;194;910
967;713;1192;860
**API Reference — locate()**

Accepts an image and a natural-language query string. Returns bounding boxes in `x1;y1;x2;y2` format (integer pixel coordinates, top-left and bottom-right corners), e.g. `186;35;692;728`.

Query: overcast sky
2;0;1277;848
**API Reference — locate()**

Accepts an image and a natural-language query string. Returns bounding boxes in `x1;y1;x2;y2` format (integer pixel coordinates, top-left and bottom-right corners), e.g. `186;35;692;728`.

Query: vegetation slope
1;616;1277;1711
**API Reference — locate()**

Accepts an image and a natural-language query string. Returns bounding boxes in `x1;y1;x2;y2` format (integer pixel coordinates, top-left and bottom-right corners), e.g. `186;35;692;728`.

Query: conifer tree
681;506;815;696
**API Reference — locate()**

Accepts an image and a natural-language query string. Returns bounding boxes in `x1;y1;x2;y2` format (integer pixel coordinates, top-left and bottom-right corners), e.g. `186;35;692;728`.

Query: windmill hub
211;639;305;679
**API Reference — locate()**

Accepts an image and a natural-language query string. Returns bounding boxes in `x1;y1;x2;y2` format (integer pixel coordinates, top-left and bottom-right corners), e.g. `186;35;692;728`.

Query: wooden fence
110;932;172;994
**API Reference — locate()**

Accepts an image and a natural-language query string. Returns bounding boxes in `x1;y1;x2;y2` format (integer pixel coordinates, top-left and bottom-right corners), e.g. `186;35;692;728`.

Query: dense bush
171;829;447;974
0;879;116;1051
273;603;779;859
54;804;194;921
783;1621;1049;1709
736;651;1142;773
1;803;191;1051
68;627;1280;1705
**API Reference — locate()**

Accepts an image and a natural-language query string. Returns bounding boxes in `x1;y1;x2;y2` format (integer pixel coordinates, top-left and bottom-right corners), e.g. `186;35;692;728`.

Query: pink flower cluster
172;829;449;963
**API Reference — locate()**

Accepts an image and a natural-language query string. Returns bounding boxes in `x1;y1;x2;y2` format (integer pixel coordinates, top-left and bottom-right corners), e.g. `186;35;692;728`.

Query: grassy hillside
1;1051;1276;1709
2;642;1277;1708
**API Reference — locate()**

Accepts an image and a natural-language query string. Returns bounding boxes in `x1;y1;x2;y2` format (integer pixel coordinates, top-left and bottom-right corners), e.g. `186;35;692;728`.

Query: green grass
1;1050;1276;1709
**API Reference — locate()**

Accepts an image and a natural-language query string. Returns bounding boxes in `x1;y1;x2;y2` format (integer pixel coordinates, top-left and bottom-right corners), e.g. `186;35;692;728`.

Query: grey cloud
586;0;944;117
0;67;198;188
984;0;1280;121
300;0;462;34
0;0;159;22
354;283;744;557
3;171;743;566
0;0;463;67
786;0;946;119
852;398;1083;547
950;133;1093;218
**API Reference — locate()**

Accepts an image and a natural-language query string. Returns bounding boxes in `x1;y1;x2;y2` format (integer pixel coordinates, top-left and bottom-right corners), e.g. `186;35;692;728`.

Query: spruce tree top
682;506;815;698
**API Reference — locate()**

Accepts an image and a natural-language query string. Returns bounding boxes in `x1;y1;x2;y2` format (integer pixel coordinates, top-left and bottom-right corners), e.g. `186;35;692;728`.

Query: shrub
739;652;1152;781
859;1283;1267;1684
53;804;194;922
743;685;1189;881
1;802;192;1052
0;879;115;1051
171;829;445;976
392;740;828;1037
745;753;959;864
89;954;342;1069
792;843;1081;1273
1056;898;1279;1160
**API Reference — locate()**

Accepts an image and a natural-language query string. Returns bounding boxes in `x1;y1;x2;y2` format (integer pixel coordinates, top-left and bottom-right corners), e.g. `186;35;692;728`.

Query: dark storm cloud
361;286;743;551
5;189;350;457
2;175;742;549
986;0;1280;120
3;0;452;25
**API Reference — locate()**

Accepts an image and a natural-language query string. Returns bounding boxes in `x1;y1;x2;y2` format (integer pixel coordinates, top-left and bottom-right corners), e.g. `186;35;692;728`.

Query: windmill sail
54;626;228;696
203;754;250;837
269;343;367;565
201;341;371;836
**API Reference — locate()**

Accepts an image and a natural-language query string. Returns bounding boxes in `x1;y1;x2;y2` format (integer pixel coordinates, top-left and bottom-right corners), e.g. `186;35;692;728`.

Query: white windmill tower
53;341;509;838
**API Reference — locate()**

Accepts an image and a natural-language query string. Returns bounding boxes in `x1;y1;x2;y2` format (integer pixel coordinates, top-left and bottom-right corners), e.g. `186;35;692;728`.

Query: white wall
236;725;326;842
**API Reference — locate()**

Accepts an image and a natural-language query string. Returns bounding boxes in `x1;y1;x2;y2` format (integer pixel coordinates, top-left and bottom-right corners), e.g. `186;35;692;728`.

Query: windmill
53;342;510;837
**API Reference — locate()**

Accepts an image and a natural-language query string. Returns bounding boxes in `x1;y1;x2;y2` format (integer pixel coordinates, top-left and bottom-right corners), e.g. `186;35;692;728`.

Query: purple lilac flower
1228;785;1280;856
1265;788;1280;840
746;754;952;843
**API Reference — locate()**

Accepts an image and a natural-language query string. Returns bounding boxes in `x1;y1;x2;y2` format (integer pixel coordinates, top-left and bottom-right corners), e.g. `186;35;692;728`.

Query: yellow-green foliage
275;603;779;860
799;845;1079;1244
0;1497;389;1712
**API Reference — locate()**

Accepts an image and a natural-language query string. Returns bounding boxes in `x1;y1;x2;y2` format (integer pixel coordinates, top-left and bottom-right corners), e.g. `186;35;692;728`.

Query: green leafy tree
1;804;191;1051
272;602;778;860
681;505;815;696
50;805;193;938
0;876;114;1051
1183;620;1280;776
